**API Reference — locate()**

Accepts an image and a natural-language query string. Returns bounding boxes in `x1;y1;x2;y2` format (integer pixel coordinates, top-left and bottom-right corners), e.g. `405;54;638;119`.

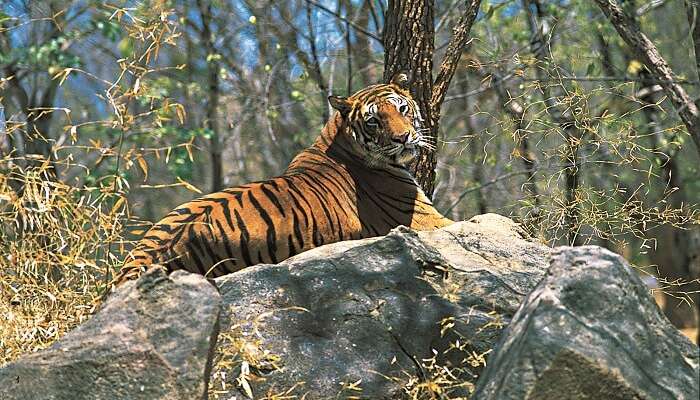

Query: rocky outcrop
2;215;695;400
211;214;550;399
472;246;700;400
0;268;221;400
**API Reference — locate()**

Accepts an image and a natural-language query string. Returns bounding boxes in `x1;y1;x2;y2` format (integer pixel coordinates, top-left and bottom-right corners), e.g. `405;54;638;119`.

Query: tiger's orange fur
116;74;452;282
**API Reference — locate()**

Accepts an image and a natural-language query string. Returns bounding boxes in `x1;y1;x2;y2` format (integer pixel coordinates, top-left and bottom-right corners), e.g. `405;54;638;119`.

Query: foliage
0;0;197;365
0;159;122;364
1;0;698;387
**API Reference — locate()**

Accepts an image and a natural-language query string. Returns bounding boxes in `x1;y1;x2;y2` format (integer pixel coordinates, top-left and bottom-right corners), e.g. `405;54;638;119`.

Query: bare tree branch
594;0;700;157
636;0;668;16
686;0;700;82
443;169;534;214
304;3;329;122
431;0;482;112
303;0;382;44
365;0;382;38
344;4;353;94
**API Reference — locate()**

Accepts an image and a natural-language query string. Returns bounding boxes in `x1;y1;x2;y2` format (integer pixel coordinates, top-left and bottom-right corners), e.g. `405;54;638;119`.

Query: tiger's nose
393;132;411;144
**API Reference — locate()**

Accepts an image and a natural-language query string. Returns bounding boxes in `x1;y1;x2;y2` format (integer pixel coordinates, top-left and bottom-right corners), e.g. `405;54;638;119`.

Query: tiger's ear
328;95;353;114
389;72;410;90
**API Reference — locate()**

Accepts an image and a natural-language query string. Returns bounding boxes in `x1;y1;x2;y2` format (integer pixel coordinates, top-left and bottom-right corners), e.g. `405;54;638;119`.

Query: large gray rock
212;214;550;399
0;268;221;400
473;246;700;400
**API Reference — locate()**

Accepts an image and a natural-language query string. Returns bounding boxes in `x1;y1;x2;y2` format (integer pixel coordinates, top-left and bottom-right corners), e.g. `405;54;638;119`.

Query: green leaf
118;37;134;58
586;62;595;76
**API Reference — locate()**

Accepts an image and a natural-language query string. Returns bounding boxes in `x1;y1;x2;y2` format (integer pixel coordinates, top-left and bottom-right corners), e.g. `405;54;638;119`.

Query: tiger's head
328;73;433;166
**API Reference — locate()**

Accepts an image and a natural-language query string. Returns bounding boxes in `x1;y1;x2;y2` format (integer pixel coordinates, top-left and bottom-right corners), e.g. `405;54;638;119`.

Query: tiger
115;72;453;284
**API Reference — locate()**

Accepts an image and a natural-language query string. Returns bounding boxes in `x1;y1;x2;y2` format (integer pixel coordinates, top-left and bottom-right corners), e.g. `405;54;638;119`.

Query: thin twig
594;0;700;157
445;74;700;103
431;0;482;112
302;0;382;44
443;170;534;214
521;76;700;85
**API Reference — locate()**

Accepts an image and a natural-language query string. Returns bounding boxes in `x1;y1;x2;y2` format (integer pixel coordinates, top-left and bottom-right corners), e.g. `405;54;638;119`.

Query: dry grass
0;162;126;365
1;1;186;366
207;306;500;400
652;292;699;344
209;307;292;400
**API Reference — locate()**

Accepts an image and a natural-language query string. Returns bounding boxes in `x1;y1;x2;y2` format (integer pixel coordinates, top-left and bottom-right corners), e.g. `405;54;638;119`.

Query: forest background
1;0;698;365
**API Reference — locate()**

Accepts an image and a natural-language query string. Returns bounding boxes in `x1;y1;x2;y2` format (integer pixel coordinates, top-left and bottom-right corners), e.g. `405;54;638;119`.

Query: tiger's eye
366;117;379;127
399;104;408;114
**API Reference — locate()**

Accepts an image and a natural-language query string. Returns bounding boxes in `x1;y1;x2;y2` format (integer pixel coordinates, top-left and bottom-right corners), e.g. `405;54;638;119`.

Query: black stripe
295;174;336;233
284;181;309;228
287;234;297;256
358;185;404;227
373;193;415;214
302;174;348;240
214;219;237;262
312;222;323;246
143;235;166;244
171;212;201;225
284;177;323;247
199;205;220;272
169;257;187;272
267;180;281;190
365;223;380;236
210;196;237;233
197;235;221;277
155;214;199;250
185;228;207;275
303;174;347;235
167;224;190;254
169;207;191;216
233;208;253;266
377;169;416;185
247;191;278;264
149;223;178;234
300;157;356;194
260;184;286;217
282;176;314;234
222;189;245;204
371;187;424;216
319;162;355;190
281;180;307;251
305;170;358;220
290;205;304;251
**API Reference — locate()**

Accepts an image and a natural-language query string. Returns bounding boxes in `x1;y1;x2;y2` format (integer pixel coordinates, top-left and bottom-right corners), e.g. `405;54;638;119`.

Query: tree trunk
383;0;437;195
197;0;223;192
383;0;481;197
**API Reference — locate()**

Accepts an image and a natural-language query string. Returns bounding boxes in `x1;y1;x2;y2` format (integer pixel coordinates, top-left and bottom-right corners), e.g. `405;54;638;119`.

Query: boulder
211;214;550;399
472;246;700;400
0;268;221;400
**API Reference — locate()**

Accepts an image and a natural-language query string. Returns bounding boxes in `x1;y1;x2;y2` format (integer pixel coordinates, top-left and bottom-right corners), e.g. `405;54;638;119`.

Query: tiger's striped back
117;74;452;283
